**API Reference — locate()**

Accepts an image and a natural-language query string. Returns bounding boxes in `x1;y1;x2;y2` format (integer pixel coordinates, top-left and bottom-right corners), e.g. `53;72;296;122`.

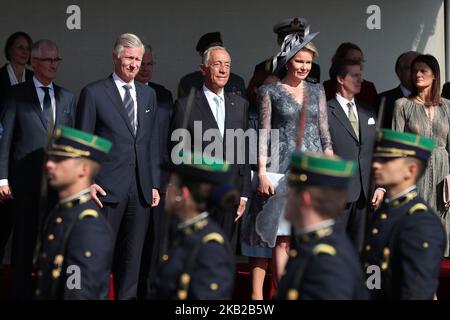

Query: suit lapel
136;83;147;138
355;100;370;143
198;90;220;132
104;76;134;136
27;81;48;130
329;98;358;142
53;84;61;129
224;93;235;130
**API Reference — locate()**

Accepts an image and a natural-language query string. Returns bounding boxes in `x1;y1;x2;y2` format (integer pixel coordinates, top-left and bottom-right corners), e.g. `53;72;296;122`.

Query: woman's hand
257;174;275;197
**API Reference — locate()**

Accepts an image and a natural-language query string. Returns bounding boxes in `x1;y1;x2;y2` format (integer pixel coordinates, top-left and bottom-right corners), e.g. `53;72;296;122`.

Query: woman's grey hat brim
273;31;319;74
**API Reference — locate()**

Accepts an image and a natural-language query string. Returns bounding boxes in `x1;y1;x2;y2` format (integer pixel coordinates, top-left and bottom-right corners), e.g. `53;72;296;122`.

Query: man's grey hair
202;46;229;66
113;33;145;58
31;39;58;58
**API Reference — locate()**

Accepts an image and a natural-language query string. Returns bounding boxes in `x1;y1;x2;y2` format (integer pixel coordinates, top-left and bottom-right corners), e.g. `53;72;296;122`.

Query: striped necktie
123;84;136;134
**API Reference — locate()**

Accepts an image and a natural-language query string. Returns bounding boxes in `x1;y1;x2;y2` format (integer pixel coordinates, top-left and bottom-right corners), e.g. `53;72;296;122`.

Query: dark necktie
41;86;53;129
123;84;136;134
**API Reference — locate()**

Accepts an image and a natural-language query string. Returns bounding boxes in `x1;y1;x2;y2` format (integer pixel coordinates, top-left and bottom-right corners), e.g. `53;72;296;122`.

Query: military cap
288;151;356;188
373;129;435;161
48;126;112;162
166;152;231;185
196;32;222;53
273;17;309;36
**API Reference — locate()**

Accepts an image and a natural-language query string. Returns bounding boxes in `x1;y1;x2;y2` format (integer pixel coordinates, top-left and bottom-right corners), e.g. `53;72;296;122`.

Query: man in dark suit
326;59;384;252
0;39;76;299
177;32;246;98
374;51;418;128
135;44;174;298
170;46;251;240
442;82;450;99
76;33;160;300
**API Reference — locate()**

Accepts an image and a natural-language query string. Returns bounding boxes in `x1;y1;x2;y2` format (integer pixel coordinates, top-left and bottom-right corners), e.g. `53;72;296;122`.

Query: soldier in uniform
35;126;113;299
277;152;369;300
361;129;445;299
151;153;239;300
177;32;246;98
252;17;321;85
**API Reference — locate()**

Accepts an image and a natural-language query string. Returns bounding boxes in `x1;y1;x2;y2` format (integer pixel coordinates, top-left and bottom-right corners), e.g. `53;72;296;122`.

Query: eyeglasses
34;57;63;63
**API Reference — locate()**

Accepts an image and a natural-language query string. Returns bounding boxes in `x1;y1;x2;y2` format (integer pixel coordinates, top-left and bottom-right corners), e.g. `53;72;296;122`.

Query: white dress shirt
203;84;225;132
113;72;138;131
6;63;27;85
336;93;359;122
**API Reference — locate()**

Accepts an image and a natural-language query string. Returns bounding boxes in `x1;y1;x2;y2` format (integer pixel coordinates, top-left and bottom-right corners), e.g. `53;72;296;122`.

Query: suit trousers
11;192;39;299
102;169;151;300
336;193;368;253
11;190;57;299
0;201;13;264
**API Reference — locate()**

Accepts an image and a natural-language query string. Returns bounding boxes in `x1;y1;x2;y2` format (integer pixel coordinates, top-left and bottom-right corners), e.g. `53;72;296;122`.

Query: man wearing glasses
0;39;76;299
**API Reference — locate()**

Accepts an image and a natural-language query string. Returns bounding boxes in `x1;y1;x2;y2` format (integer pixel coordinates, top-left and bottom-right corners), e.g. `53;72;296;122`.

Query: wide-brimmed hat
272;29;319;75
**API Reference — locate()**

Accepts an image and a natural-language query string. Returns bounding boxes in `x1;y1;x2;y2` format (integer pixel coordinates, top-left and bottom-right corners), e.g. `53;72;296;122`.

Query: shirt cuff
376;187;386;193
240;197;248;202
0;179;9;187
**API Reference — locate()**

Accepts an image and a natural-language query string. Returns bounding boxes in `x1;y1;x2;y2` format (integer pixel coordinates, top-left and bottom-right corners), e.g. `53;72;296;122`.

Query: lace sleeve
317;84;333;151
392;98;406;131
257;85;272;165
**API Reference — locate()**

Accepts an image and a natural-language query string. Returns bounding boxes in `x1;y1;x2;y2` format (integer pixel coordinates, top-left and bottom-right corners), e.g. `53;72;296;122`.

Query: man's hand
90;184;106;208
0;185;13;203
151;188;160;207
234;199;247;222
371;188;385;210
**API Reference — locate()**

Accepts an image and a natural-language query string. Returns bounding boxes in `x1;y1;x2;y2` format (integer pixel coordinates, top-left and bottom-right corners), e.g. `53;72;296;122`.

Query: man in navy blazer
0;39;76;299
76;33;160;300
373;51;418;128
170;46;251;240
327;59;384;252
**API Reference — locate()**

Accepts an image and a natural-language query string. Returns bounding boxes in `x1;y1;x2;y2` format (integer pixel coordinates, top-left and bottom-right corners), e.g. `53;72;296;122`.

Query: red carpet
2;260;450;300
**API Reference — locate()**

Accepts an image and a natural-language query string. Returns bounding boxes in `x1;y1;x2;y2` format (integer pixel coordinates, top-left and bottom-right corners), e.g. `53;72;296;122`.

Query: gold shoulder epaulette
312;244;336;256
78;209;99;220
202;232;225;245
408;203;428;215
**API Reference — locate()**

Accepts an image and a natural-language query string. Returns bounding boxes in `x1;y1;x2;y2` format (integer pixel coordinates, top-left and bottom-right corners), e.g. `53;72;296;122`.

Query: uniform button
48;234;55;241
299;174;307;182
287;289;299;300
380;213;388;220
210;283;219;291
383;248;390;256
55;217;63;224
162;254;169;262
423;242;429;249
38;271;43;277
372;228;379;235
35;289;40;296
289;249;298;258
84;251;92;258
177;289;188;300
365;244;371;251
381;261;388;271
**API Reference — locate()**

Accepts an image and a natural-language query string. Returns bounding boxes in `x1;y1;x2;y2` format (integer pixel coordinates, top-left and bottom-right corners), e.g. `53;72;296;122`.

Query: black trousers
0;201;14;264
11;190;56;299
138;197;164;299
336;193;368;253
102;171;151;300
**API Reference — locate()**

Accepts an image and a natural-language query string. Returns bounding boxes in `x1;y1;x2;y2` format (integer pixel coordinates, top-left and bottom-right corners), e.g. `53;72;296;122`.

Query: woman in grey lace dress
241;30;333;299
392;54;450;256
